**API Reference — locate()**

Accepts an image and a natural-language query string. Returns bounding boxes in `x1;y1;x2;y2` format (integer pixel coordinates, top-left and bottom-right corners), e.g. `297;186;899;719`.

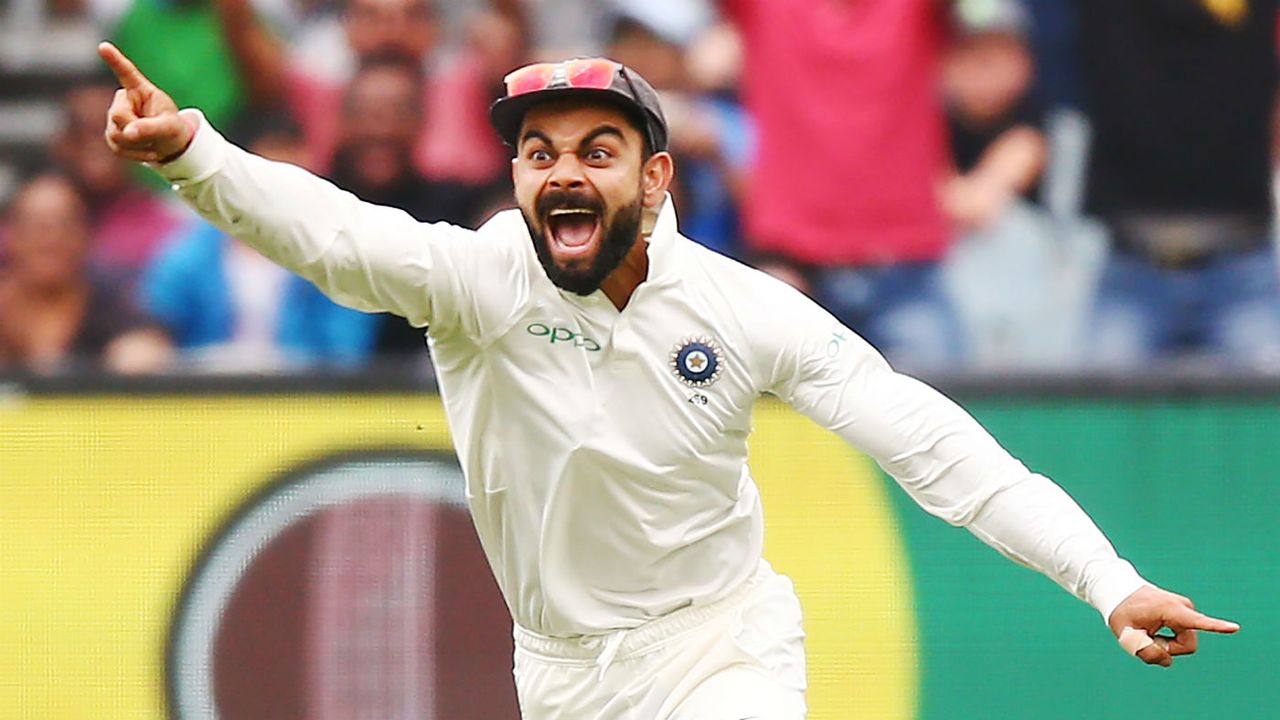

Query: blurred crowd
1;0;1278;376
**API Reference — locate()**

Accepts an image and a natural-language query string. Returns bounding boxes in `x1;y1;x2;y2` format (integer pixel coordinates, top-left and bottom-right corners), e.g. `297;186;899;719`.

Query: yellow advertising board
1;393;916;718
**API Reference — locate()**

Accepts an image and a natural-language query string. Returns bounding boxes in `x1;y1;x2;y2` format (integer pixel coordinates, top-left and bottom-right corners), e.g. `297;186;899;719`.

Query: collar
641;193;682;288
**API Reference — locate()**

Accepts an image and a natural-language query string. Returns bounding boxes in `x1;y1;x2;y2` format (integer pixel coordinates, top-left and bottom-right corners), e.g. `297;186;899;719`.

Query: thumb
123;114;194;159
1135;641;1173;668
123;116;180;140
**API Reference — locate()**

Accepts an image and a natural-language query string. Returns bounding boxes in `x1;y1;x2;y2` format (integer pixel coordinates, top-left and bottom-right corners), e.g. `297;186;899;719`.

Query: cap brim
489;86;652;148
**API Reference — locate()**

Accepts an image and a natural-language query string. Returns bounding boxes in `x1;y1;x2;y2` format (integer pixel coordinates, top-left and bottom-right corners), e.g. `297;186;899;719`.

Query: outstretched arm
756;279;1238;667
99;43;518;337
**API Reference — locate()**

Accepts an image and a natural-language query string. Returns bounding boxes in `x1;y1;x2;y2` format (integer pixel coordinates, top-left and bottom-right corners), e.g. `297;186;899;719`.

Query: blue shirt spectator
141;220;377;369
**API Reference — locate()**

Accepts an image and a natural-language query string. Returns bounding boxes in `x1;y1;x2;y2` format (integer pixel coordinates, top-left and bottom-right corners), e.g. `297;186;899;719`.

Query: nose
547;154;586;190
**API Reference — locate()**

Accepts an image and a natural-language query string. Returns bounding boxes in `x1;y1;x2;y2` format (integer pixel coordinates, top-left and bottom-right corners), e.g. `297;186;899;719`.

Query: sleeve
755;280;1147;622
154;110;527;342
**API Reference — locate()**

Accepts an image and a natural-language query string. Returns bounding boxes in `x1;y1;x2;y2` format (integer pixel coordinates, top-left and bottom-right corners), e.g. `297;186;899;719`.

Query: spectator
0;175;171;374
942;12;1046;232
939;8;1061;369
329;54;486;226
425;1;528;184
91;0;285;128
1077;0;1280;369
279;0;525;186
141;112;377;371
326;54;489;358
604;11;752;257
50;77;187;276
725;0;962;371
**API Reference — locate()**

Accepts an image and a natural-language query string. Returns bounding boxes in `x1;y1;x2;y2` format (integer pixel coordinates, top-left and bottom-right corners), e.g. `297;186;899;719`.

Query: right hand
97;42;195;164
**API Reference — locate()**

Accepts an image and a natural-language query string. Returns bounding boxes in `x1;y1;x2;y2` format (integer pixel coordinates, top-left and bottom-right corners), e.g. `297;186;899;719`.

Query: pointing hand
97;42;195;164
1108;585;1239;667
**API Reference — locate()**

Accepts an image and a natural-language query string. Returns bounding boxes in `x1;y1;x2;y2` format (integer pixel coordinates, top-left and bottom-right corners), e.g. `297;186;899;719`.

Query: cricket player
98;43;1238;719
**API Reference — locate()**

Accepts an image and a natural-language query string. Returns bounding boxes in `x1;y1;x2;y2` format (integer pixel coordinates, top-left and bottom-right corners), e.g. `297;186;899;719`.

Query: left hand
1108;585;1240;667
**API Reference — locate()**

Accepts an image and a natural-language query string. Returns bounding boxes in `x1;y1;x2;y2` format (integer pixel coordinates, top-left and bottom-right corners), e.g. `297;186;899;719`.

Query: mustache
536;189;604;218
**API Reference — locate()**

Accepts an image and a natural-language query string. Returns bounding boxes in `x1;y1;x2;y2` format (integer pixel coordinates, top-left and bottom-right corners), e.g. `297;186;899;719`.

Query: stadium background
3;0;1279;717
2;377;1275;719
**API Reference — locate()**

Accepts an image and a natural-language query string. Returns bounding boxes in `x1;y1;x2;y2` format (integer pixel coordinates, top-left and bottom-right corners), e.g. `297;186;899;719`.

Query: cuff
154;109;225;184
1087;560;1149;624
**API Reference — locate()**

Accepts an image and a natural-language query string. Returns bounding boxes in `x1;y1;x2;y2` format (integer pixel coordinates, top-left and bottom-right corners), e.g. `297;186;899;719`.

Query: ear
640;152;675;210
511;156;518;184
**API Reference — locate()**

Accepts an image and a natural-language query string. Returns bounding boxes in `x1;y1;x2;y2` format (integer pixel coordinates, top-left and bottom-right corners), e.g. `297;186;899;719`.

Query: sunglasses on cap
503;58;626;97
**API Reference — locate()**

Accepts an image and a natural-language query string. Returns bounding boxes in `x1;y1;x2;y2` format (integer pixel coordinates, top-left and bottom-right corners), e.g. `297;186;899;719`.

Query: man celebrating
98;43;1237;719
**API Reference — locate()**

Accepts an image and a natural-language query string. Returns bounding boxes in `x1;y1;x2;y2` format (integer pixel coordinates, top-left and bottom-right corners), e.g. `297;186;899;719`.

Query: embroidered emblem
670;336;723;388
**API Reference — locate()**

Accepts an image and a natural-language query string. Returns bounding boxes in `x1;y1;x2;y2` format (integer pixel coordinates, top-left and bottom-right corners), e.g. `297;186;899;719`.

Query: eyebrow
579;124;628;147
519;124;629;150
520;128;554;147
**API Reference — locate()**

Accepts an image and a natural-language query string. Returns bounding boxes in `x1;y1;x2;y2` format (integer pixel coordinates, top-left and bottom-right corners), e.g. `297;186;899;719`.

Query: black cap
489;59;669;154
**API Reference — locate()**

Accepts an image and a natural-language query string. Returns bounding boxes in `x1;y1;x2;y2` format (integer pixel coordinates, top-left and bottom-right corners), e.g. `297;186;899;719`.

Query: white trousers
512;562;808;720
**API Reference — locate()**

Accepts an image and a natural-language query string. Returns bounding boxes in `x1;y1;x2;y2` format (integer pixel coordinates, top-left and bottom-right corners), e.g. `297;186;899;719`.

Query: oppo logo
526;322;602;351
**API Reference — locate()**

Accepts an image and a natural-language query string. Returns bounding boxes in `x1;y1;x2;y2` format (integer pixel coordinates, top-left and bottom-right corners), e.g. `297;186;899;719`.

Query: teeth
549;208;596;216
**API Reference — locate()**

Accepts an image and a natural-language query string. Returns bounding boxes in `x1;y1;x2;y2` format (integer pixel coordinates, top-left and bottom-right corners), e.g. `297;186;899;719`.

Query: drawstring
595;629;629;681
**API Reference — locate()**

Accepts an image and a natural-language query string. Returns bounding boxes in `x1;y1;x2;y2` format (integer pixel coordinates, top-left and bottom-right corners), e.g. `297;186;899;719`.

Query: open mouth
546;208;601;258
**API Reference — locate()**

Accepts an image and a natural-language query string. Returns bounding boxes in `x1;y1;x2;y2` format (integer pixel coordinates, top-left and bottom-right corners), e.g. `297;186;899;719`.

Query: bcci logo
670;336;723;388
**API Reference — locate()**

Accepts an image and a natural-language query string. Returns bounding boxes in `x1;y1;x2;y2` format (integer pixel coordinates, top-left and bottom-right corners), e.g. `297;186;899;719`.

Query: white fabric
512;561;806;720
224;241;287;350
158;110;1148;638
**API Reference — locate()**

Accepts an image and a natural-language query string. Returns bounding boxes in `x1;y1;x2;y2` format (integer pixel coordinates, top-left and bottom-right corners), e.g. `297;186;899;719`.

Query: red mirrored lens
502;59;620;97
564;59;618;90
504;64;557;97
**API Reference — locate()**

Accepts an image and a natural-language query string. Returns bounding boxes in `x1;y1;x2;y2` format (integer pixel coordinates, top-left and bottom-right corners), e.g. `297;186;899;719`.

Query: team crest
669;336;723;388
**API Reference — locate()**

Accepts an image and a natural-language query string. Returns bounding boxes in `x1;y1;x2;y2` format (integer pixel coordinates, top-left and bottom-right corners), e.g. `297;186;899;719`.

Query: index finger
97;42;151;90
1173;606;1240;634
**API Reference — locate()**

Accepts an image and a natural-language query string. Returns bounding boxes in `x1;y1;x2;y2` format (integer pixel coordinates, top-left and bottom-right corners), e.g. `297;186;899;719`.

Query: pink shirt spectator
286;52;508;183
90;187;187;273
729;0;950;265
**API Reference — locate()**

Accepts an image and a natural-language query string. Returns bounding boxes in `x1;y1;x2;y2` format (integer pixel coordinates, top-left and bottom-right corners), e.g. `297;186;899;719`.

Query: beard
521;188;644;296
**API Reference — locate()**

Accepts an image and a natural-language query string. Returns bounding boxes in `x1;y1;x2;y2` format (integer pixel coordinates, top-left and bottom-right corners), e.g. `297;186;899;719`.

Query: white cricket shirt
159;112;1147;637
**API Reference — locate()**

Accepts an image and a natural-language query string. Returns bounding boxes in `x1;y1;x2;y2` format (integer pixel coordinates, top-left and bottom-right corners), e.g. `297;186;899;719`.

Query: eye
585;147;612;163
528;148;552;163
